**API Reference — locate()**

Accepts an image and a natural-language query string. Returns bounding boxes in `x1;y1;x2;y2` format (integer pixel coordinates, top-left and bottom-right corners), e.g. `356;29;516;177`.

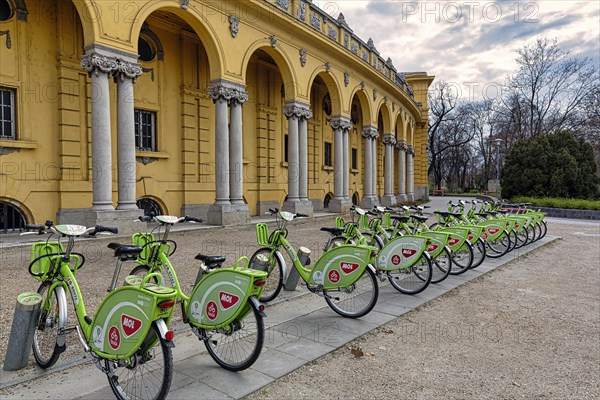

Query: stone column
81;52;117;211
396;140;408;203
329;116;353;212
283;101;313;216
381;133;397;206
229;89;248;205
114;60;142;210
342;127;350;201
360;126;378;209
407;145;415;201
371;130;379;205
207;79;250;225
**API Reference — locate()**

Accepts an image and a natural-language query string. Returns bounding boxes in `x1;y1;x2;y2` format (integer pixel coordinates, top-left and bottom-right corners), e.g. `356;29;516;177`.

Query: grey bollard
284;247;311;291
4;292;43;371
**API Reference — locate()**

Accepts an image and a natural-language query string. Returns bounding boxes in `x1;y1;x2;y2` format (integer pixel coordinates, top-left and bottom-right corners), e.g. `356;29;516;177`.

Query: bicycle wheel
534;222;543;242
515;226;530;248
429;222;442;230
508;229;518;252
450;240;473;274
363;232;384;252
325;236;349;251
470;238;487;269
249;248;283;303
32;282;66;369
201;299;264;371
387;253;433;294
540;220;548;239
106;324;173;400
324;266;379;318
129;264;160;284
486;230;511;258
431;247;452;284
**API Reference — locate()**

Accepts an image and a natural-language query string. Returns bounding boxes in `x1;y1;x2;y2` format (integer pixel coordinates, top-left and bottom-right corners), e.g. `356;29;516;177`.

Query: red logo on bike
482;232;488;240
328;270;340;283
340;262;359;275
219;292;240;310
121;314;142;338
448;237;460;246
402;248;417;258
391;254;402;265
468;235;474;241
515;223;520;228
488;228;500;235
427;244;439;252
108;326;120;350
206;301;218;320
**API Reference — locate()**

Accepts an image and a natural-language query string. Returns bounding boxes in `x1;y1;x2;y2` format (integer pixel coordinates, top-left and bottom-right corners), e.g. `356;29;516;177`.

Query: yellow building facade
0;0;433;231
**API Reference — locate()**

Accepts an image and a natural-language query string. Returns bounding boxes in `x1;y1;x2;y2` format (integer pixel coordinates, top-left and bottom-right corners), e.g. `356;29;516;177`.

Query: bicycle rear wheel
201;299;264;371
387;253;433;294
32;282;66;369
515;226;530;248
431;247;452;284
324;267;379;318
106;324;173;400
486;230;511;258
363;232;384;252
249;248;283;302
450;241;473;274
470;238;487;269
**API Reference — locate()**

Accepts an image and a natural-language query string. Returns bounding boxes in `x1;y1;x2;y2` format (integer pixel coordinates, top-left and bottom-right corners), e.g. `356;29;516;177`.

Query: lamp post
493;138;503;194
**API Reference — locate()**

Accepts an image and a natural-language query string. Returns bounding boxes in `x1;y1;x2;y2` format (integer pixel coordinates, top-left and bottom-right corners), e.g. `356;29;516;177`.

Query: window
134;109;156;151
324;142;332;167
0;0;13;21
0;201;26;233
351;148;357;170
0;87;16;140
284;134;288;163
138;36;156;62
136;197;163;216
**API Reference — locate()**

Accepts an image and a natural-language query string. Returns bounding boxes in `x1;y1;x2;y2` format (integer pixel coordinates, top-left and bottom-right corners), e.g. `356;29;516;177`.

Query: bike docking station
283;247;311;291
3;292;43;371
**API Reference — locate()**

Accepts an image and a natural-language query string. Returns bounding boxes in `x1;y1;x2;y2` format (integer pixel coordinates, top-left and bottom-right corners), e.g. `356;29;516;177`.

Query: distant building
0;0;433;231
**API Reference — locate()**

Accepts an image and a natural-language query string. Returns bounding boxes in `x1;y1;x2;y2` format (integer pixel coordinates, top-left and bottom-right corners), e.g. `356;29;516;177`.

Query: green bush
512;196;600;210
501;131;600;199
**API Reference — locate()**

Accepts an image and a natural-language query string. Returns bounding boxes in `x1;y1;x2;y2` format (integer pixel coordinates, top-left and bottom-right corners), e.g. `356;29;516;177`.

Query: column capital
406;145;415;155
329;115;353;132
208;79;247;105
114;59;143;83
283;101;312;120
81;52;118;77
382;133;397;146
396;140;408;151
361;126;378;139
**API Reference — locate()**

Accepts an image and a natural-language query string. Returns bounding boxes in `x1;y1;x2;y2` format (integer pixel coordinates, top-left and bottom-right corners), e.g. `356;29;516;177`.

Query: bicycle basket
256;223;270;246
132;233;156;262
335;217;345;228
30;242;64;281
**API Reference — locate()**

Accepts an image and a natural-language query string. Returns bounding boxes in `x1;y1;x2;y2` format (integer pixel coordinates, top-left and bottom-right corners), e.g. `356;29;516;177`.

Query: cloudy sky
319;0;599;100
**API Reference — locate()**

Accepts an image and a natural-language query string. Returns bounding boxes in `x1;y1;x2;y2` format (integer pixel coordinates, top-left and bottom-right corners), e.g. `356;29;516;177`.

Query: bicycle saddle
320;227;344;235
390;215;410;222
107;243;143;259
195;254;226;268
410;214;428;222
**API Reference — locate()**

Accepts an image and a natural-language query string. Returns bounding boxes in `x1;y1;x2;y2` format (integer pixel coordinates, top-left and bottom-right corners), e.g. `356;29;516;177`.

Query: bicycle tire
363;232;384;252
201;299;264;371
386;253;433;294
508;229;518;252
486;230;511;258
431;246;452;284
429;222;442;231
249;247;283;303
324;266;379;318
534;222;543;242
449;240;473;274
32;282;66;369
540;220;548;239
106;324;173;400
385;228;396;241
470;238;487;269
129;264;160;284
515;226;530;248
325;236;349;251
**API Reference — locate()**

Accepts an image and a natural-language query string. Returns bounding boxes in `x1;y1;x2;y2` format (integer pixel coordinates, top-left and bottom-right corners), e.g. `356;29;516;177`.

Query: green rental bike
124;215;268;371
24;221;177;400
249;209;379;318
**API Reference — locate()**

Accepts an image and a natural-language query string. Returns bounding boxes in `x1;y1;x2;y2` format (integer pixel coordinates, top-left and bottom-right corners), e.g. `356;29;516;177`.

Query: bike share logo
481;232;488;240
448;237;460;246
328;269;340;283
121;314;142;337
402;248;418;258
108;325;120;350
340;262;359;275
219;292;240;310
206;301;218;320
391;254;402;265
488;228;500;235
427;243;439;252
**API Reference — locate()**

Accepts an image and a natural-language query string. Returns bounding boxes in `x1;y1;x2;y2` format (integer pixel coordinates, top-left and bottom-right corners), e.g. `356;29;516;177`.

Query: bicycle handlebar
90;225;119;235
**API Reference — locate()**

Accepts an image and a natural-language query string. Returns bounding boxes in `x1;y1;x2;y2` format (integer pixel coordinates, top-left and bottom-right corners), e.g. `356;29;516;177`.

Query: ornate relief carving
276;0;289;11
344;72;350;87
362;126;378;139
114;60;143;82
328;27;337;40
396;140;408;151
269;35;277;48
299;48;307;67
298;1;306;21
180;0;190;10
229;15;239;38
208;81;248;105
310;13;321;30
382;134;397;146
329;116;353;132
351;43;358;55
80;52;119;77
344;32;349;48
283;102;313;120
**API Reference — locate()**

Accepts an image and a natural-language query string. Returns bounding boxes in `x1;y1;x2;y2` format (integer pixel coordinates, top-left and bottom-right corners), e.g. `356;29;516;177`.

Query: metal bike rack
3;292;42;371
284;247;311;291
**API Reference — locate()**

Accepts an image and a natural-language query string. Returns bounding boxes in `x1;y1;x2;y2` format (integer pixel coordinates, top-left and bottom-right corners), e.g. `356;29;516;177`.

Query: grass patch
512;196;600;210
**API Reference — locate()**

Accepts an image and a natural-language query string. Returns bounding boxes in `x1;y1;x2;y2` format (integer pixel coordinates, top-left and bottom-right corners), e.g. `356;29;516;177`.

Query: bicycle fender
248;296;266;317
154;319;175;348
53;285;69;347
274;251;287;281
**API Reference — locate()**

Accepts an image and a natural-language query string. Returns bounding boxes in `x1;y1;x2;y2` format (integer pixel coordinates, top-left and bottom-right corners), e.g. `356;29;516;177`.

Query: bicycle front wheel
387;253;433;294
324;267;379;318
201;299;264;371
486;230;511;258
32;282;66;369
470;238;487;269
249;248;283;302
363;232;384;252
450;241;474;274
106;324;173;400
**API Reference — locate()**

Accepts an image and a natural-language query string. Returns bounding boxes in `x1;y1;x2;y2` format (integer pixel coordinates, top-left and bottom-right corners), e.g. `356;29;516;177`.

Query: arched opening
136;197;164;216
0;200;27;233
323;193;333;209
0;0;13;21
352;192;359;205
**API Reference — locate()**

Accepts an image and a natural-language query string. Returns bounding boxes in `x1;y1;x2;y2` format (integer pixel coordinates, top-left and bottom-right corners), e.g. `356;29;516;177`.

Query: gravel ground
245;219;600;400
1;217;598;400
